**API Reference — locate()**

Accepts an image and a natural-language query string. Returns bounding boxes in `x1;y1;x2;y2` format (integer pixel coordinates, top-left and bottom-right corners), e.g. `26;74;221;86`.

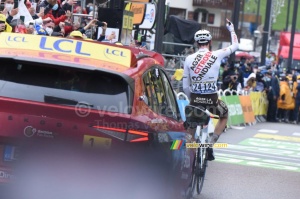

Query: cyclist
183;19;239;160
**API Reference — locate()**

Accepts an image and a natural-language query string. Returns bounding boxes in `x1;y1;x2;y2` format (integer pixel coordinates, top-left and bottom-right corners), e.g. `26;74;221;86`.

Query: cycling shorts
189;93;228;118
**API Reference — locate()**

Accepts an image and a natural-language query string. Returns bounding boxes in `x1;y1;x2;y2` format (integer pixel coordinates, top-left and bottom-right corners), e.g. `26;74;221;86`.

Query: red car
0;33;194;199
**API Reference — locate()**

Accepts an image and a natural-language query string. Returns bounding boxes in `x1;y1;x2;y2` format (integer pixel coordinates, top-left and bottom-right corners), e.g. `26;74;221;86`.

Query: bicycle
184;105;219;199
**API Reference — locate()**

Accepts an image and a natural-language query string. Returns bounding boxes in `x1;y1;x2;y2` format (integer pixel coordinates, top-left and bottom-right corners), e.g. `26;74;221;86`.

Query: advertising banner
121;10;134;45
139;3;156;30
224;95;245;126
259;92;268;116
129;3;146;25
239;95;255;123
250;92;268;116
250;92;260;116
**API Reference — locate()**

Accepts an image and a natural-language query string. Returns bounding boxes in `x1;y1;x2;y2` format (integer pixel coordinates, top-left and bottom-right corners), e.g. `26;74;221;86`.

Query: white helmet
194;30;212;44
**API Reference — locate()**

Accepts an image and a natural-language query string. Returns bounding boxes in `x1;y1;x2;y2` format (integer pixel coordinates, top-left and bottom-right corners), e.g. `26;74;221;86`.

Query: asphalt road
196;122;300;199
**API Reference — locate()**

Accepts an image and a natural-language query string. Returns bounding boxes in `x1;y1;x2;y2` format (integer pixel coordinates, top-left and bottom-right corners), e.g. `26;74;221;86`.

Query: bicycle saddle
184;105;210;128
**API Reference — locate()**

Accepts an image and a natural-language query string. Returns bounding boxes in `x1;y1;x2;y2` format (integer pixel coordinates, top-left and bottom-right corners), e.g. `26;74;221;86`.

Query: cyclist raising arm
183;19;239;160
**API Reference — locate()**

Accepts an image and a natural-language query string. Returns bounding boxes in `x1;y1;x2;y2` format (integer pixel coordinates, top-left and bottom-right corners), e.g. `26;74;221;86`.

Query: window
169;8;186;19
143;71;159;113
159;70;180;120
0;59;133;114
143;68;168;115
208;13;215;24
201;12;207;23
142;68;180;120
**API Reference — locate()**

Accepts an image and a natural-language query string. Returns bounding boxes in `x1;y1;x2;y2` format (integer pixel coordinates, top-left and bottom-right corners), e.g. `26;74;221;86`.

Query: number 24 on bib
192;82;217;94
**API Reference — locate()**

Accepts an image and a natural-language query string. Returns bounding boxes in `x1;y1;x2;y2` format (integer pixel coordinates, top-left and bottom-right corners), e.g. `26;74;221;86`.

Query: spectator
243;63;253;79
266;71;280;122
2;0;19;26
43;0;71;26
97;22;108;42
244;73;256;92
240;56;254;73
290;75;298;123
254;72;267;92
29;6;45;20
294;77;300;124
26;21;35;34
277;76;294;123
32;19;55;36
37;0;56;15
219;62;229;82
68;30;84;39
0;13;12;32
222;70;242;94
63;19;100;38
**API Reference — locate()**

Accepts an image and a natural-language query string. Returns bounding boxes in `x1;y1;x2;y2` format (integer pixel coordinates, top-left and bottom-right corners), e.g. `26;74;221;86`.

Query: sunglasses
0;21;5;24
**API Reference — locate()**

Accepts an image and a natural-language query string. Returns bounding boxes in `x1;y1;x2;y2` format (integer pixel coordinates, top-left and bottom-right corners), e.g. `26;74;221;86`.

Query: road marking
231;126;245;130
215;148;300;162
215;155;300;172
221;144;300;159
239;138;300;151
215;153;300;167
293;132;300;137
254;133;300;143
257;129;278;134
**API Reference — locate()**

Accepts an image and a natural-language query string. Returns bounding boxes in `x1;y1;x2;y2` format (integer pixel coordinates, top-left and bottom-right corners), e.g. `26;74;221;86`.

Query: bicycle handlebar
185;105;220;120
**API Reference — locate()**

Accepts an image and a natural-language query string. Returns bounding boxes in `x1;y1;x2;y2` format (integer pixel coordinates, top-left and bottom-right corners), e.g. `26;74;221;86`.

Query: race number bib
192;82;217;94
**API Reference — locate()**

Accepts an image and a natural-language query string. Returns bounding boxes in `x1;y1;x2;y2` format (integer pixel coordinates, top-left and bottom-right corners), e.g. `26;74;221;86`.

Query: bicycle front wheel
187;147;208;198
196;147;208;194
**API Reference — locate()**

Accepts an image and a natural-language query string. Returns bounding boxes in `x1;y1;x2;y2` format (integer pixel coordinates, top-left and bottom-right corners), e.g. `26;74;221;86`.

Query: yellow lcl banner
0;33;132;67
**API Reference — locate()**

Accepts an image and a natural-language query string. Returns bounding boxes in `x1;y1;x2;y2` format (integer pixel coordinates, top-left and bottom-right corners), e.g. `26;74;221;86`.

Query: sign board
238;38;254;52
129;3;146;25
139;3;156;30
121;10;134;45
97;27;120;43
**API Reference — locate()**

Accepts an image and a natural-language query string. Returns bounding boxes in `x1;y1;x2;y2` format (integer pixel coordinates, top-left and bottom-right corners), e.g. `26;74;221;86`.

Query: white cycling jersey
183;31;239;97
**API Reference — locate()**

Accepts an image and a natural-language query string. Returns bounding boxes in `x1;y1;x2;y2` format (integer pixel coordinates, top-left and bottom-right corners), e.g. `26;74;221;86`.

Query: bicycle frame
184;104;218;198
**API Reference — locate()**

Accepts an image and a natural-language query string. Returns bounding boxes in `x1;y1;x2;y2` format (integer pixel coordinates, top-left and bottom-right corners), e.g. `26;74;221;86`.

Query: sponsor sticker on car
0;33;132;68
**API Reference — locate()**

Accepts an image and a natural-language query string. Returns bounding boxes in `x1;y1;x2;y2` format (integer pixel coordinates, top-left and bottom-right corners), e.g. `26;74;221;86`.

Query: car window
159;69;180;120
143;71;159;113
143;68;173;117
0;59;133;114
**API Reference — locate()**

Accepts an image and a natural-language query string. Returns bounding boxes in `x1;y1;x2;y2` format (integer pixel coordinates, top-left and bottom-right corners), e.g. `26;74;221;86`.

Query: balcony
200;25;241;42
193;0;243;10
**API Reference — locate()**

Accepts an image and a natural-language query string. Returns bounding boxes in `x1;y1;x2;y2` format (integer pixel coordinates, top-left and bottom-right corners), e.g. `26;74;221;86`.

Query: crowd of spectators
218;56;300;124
0;0;130;43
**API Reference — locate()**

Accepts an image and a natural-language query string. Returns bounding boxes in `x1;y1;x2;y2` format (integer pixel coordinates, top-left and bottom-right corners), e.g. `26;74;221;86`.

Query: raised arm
215;19;239;57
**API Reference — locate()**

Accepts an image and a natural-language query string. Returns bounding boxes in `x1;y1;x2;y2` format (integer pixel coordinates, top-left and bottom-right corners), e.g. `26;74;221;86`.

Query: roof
0;33;135;72
279;32;300;48
0;33;164;74
278;46;300;60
